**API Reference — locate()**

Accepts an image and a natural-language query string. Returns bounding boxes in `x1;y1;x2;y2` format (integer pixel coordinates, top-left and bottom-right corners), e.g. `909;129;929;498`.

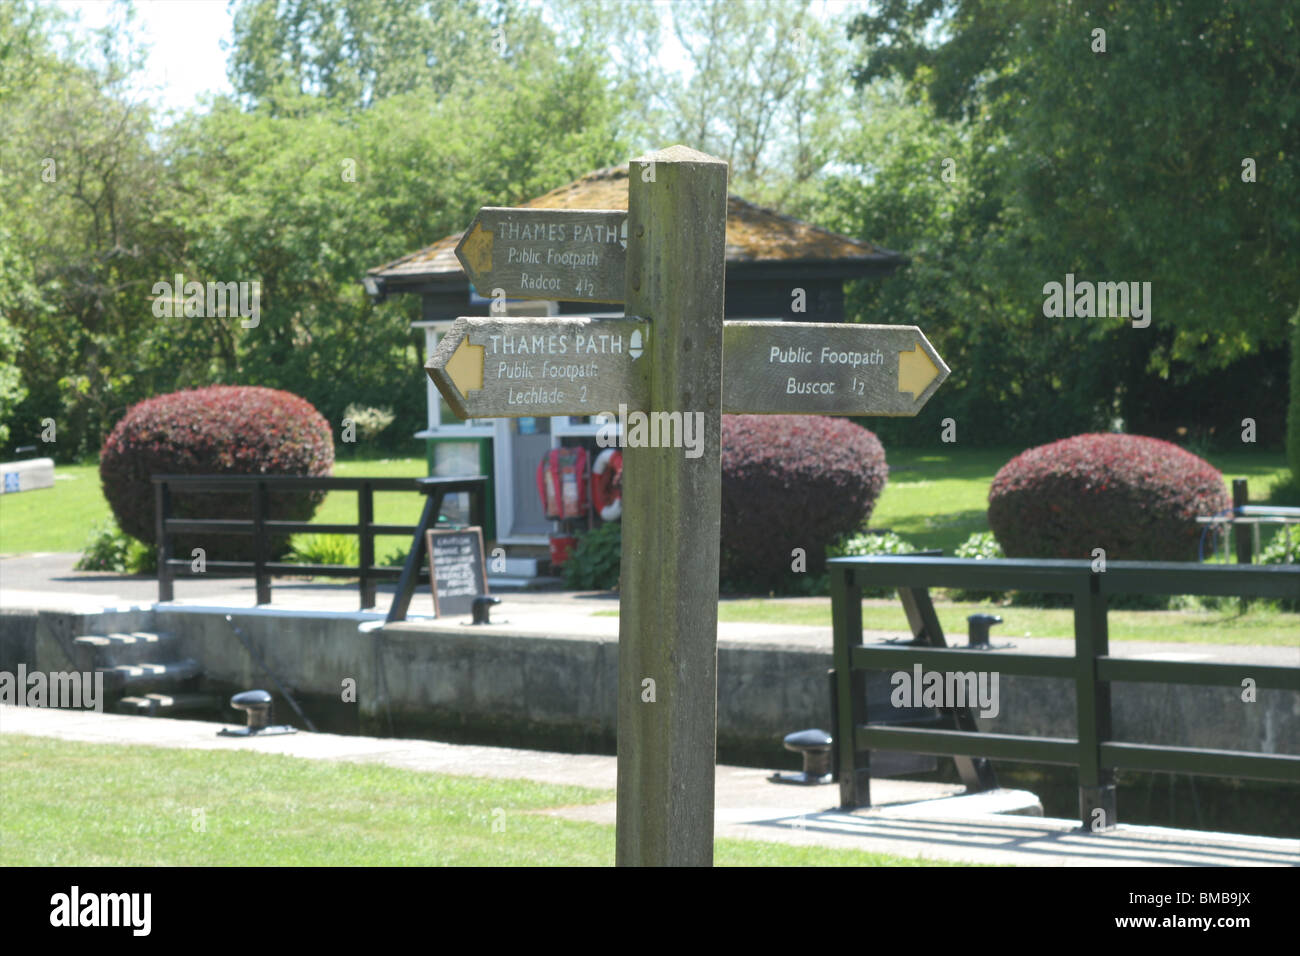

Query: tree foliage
227;0;549;113
845;0;1299;372
831;0;1297;448
3;0;1297;461
0;0;630;459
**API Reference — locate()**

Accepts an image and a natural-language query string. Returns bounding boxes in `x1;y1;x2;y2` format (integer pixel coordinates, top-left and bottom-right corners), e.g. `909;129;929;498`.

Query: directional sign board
721;321;948;416
427;315;648;419
427;317;947;420
455;207;628;304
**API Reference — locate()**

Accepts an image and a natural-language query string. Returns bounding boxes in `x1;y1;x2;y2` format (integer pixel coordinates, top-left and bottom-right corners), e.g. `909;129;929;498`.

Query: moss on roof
369;164;902;283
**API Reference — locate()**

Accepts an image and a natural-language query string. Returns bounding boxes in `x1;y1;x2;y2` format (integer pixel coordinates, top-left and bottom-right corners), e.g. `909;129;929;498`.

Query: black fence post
469;481;486;531
359;481;375;609
831;563;869;809
827;667;840;783
1232;479;1251;565
253;481;271;606
1074;571;1116;830
155;479;173;603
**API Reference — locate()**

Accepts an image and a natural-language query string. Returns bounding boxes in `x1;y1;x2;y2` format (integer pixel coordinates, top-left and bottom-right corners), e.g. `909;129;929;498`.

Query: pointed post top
631;144;727;167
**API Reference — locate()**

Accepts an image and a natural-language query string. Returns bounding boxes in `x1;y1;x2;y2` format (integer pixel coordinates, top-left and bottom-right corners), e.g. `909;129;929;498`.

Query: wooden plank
455;207;628;303
615;146;727;867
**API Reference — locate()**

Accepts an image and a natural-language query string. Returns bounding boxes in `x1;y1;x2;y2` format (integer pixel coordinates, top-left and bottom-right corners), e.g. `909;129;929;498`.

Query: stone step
117;692;218;717
98;658;202;694
73;632;178;669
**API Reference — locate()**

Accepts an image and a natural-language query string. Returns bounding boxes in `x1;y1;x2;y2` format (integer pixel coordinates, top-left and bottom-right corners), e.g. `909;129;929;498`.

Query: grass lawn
303;454;431;561
3;445;1292;571
0;735;949;866
594;597;1299;645
0;453;429;557
0;461;107;554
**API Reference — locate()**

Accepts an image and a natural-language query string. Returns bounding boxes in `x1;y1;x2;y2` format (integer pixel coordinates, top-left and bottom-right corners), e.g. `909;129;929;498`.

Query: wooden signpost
428;146;950;867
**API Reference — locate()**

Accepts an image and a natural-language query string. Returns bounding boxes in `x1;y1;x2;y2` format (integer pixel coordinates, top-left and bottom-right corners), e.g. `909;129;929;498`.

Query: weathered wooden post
616;146;728;867
426;144;949;866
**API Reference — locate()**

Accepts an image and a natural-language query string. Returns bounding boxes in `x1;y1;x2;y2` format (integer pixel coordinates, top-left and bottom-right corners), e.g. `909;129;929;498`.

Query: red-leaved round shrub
987;434;1229;561
721;415;888;588
100;386;334;559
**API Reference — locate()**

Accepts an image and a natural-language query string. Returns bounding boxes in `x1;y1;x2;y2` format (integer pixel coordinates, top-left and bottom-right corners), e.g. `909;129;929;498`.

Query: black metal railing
829;555;1300;828
153;474;488;619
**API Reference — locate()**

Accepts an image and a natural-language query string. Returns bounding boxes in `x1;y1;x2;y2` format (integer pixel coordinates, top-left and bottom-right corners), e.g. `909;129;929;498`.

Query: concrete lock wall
2;606;156;675
2;605;1296;760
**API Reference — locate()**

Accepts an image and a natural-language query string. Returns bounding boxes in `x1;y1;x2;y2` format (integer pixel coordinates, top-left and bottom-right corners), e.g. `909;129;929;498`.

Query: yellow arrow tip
458;222;493;279
445;337;484;397
898;344;939;399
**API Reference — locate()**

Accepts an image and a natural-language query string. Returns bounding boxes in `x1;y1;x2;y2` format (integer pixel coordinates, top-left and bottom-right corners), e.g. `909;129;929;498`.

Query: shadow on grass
884;448;1020;484
876;508;989;553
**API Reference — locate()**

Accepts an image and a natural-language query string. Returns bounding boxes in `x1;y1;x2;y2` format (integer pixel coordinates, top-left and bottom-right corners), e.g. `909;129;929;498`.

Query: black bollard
967;613;1003;649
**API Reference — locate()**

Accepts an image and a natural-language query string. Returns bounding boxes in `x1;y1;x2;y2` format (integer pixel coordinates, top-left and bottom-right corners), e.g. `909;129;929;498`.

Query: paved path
3;705;1295;866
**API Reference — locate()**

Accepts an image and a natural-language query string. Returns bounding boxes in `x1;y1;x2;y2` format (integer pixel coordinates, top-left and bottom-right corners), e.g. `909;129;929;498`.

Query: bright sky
54;0;865;115
56;0;235;112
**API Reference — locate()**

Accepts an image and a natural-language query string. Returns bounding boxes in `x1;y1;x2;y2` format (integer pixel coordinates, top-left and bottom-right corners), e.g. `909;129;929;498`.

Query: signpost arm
616;146;728;867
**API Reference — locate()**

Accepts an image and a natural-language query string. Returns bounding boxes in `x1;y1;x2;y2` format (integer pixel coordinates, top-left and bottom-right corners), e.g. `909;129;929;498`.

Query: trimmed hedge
100;386;334;560
987;433;1229;562
720;415;888;590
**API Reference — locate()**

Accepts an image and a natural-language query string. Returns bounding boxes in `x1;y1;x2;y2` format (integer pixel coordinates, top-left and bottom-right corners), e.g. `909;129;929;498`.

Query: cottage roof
366;164;904;294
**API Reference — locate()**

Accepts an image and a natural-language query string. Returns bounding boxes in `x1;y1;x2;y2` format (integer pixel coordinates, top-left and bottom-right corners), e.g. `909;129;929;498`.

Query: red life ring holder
591;448;623;521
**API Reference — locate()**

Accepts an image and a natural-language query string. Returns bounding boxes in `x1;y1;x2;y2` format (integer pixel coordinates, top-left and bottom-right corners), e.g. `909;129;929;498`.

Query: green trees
226;0;548;113
0;0;630;459
3;0;1296;458
838;0;1299;449
0;0;185;458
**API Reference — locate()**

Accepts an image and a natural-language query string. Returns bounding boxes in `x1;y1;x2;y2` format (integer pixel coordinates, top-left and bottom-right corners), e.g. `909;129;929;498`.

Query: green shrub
75;521;132;572
1259;526;1300;610
1260;525;1300;565
126;538;158;574
563;522;621;591
75;521;155;574
948;531;1006;602
827;530;917;598
342;404;395;446
287;534;359;567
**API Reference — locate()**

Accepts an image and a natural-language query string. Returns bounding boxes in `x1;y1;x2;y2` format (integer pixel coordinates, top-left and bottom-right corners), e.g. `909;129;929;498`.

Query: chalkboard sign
426;527;488;617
